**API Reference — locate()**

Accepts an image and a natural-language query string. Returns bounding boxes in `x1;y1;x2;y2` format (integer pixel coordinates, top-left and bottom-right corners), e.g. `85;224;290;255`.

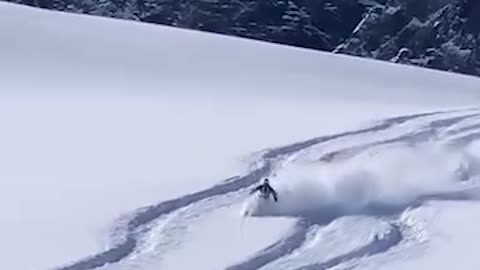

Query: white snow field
2;2;480;270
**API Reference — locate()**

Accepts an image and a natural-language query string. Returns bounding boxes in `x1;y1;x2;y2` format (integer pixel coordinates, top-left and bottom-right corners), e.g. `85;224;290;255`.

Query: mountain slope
7;0;480;77
2;2;480;270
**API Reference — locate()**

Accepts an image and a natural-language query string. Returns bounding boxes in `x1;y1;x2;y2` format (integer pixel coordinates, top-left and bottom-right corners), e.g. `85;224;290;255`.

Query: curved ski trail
53;109;480;270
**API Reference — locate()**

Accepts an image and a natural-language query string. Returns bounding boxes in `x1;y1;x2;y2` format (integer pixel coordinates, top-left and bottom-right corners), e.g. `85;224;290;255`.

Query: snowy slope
2;2;480;270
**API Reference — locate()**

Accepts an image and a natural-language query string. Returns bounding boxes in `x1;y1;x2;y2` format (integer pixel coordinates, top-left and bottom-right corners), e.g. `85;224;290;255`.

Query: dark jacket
250;183;278;201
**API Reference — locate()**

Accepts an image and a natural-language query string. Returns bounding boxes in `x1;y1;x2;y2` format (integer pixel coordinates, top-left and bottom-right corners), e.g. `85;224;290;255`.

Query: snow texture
2;2;480;270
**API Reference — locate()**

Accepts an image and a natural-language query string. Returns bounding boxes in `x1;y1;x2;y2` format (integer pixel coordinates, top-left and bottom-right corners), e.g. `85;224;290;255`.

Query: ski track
53;109;480;270
294;223;403;270
225;221;311;270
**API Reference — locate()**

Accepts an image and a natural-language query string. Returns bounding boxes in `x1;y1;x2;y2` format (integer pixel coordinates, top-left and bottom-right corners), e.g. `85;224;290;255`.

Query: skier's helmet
264;178;269;184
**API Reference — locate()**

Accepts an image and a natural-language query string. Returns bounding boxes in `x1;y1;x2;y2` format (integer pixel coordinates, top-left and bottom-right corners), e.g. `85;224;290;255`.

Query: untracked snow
2;2;480;270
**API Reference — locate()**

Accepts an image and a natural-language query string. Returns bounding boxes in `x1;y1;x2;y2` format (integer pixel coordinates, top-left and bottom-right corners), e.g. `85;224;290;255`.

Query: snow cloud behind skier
243;144;476;223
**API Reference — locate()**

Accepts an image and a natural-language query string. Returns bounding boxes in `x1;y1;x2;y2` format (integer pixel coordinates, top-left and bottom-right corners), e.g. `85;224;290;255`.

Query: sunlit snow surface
57;110;480;270
2;2;480;270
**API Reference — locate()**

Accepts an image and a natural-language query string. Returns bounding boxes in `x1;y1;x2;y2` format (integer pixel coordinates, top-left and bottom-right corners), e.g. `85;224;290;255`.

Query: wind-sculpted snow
53;109;480;270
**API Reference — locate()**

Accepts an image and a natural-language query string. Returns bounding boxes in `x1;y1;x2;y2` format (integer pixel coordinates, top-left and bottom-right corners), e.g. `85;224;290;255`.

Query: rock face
335;0;480;76
9;0;480;77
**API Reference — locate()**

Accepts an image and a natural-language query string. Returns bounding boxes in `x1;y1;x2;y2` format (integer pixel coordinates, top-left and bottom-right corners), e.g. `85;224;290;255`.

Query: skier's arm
249;185;261;194
270;187;278;202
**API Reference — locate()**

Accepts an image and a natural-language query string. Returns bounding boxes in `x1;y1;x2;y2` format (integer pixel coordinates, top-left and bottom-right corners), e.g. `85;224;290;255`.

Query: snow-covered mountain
2;2;480;270
7;0;480;77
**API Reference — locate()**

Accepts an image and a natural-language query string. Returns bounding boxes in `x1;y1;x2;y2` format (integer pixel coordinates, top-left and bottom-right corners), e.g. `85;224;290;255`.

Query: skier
250;178;278;202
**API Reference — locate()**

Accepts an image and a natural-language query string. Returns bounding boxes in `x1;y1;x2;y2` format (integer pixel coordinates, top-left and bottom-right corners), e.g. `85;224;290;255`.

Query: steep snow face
9;0;480;78
2;2;480;104
2;2;480;270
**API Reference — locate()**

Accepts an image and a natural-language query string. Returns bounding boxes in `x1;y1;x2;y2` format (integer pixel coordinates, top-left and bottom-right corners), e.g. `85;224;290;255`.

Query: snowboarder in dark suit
250;178;278;202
